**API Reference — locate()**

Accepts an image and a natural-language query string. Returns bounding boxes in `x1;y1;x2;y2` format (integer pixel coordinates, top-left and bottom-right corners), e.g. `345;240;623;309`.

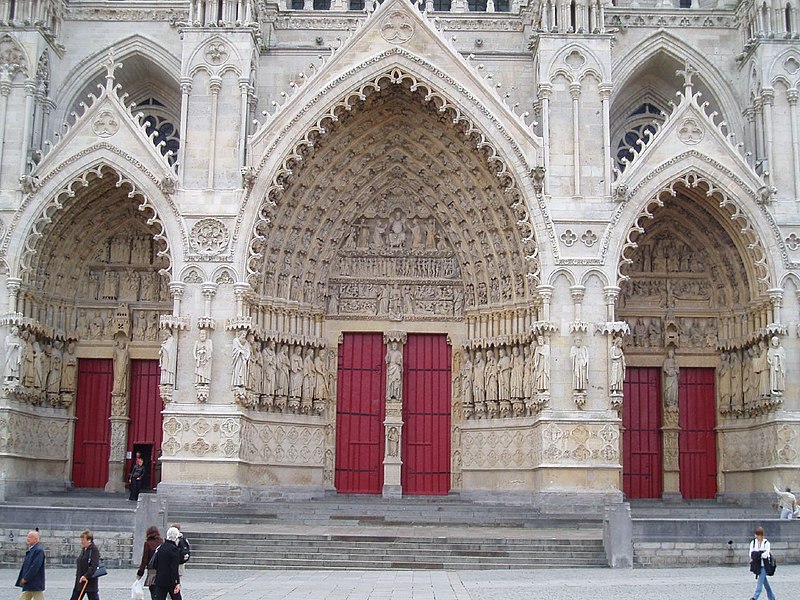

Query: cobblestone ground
2;565;799;600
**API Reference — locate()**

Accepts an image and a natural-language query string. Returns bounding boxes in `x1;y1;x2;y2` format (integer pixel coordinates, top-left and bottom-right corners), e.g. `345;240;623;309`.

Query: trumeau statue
385;341;403;401
193;329;213;385
662;347;679;408
112;334;129;395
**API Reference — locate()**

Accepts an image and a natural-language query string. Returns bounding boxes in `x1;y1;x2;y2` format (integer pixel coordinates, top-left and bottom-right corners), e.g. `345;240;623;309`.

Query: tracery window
433;0;452;10
615;102;665;173
137;98;180;165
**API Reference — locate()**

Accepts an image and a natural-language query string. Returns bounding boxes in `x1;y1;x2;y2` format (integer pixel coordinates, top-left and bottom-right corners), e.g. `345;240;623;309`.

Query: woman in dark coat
151;527;182;600
129;454;146;501
137;526;163;600
69;529;101;600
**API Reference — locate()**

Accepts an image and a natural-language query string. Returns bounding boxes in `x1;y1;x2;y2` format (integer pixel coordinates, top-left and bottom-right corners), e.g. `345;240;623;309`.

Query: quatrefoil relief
560;229;578;247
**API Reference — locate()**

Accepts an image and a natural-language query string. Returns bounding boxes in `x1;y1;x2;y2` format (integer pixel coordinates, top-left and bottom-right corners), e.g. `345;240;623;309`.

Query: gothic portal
1;0;799;509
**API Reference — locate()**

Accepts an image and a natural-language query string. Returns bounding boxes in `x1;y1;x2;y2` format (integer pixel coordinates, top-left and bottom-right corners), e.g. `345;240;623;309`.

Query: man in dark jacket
15;530;45;600
151;527;182;600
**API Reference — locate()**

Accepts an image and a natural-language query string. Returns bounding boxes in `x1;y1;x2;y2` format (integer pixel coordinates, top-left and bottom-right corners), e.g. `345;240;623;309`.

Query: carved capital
570;285;586;303
201;283;218;299
536;284;554;302
787;89;799;106
180;78;193;95
537;82;552;100
599;82;613;100
209;76;223;94
159;314;190;331
603;285;620;302
761;88;775;105
169;281;186;299
569;82;582;100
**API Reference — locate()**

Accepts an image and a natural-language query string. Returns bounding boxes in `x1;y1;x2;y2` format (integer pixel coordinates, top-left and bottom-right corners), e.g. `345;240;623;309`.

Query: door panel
679;368;717;499
622;367;662;499
127;360;162;489
72;359;113;488
335;333;386;494
402;334;451;495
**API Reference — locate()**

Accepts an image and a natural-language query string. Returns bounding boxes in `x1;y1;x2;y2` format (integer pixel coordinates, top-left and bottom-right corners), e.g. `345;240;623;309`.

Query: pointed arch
610;158;780;296
611;31;743;141
52;35;181;131
2;154;184;281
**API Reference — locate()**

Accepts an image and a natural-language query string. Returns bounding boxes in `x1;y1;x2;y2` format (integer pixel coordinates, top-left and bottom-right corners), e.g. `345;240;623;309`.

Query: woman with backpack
749;526;777;600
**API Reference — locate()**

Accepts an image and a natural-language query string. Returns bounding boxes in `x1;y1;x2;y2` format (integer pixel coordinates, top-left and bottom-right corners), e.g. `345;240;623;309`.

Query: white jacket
749;537;771;559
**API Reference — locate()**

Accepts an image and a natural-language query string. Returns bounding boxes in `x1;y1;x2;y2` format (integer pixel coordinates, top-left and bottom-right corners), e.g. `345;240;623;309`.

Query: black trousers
152;586;182;600
69;584;99;600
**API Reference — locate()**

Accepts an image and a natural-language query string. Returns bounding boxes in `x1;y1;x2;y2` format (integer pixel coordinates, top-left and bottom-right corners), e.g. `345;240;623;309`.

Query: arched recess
4;163;176;347
611;35;742;172
245;79;537;328
615;169;784;421
52;37;181;162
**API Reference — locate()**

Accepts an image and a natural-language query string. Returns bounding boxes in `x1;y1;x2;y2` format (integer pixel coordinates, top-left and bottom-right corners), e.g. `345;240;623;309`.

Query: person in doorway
150;527;182;600
15;530;45;600
128;453;146;501
748;526;776;600
68;530;101;600
773;484;796;519
136;526;162;600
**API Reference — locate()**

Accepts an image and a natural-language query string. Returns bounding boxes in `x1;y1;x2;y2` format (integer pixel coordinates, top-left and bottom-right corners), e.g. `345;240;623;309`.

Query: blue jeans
753;565;776;600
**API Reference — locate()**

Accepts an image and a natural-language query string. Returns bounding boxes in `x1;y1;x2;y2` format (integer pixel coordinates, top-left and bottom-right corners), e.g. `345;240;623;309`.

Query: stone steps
183;531;607;570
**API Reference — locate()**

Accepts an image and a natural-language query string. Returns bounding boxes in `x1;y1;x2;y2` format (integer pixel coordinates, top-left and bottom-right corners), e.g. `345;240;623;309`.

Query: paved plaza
3;565;799;600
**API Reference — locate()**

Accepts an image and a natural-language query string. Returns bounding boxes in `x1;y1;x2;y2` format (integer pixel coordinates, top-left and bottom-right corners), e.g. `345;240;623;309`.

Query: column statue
159;327;177;387
569;336;589;391
193;329;213;385
767;336;786;395
112;334;129;395
533;336;551;392
4;326;22;383
230;330;250;389
609;337;626;394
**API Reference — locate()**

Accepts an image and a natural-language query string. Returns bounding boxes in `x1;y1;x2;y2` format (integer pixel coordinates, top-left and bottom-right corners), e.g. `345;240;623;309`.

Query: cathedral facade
1;0;799;507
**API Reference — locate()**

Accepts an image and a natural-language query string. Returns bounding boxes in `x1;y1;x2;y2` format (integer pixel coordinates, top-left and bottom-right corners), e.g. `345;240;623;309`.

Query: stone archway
617;174;779;500
240;80;541;494
3;165;172;494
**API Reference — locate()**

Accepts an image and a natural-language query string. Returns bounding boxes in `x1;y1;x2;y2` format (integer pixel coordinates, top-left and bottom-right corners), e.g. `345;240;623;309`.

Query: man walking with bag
15;531;45;600
150;527;182;600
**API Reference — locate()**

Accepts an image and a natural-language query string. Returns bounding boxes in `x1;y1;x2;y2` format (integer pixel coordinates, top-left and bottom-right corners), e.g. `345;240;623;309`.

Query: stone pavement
2;565;799;599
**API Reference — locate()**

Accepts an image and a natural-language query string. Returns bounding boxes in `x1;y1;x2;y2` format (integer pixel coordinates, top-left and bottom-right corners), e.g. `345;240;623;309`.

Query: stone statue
510;346;524;400
497;347;511;401
231;330;250;389
302;347;315;409
193;329;213;385
718;352;731;408
314;348;329;400
729;350;742;408
755;340;770;397
523;344;534;399
385;341;403;401
376;286;389;316
249;337;262;395
4;326;22;383
472;350;486;407
570;337;589;392
485;349;498;406
112;334;129;394
387;209;407;248
767;336;786;395
609;337;626;394
47;339;63;395
461;351;474;405
101;270;119;299
262;340;277;400
159;328;177;387
21;330;35;388
289;346;304;400
387;426;399;457
662;348;679;408
276;344;290;401
61;340;77;392
533;336;550;392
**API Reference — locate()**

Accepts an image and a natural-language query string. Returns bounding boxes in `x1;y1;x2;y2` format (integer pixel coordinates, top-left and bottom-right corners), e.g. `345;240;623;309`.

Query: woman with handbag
69;530;102;600
748;526;777;600
137;526;163;600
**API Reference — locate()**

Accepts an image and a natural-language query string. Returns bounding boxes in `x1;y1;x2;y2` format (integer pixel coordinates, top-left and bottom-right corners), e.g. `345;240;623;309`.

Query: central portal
334;332;451;495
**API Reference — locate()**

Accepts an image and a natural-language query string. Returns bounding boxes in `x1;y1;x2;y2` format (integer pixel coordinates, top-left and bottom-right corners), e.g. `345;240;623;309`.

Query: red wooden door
72;359;113;488
127;360;162;489
402;334;451;495
335;333;386;494
622;367;662;499
679;368;717;499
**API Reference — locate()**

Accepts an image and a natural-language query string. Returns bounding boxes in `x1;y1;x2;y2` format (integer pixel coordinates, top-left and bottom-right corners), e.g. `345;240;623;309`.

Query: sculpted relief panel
0;410;70;460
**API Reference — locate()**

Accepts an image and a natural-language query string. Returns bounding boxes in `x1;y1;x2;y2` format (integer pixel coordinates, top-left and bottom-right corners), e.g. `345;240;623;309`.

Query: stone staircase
170;495;608;570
